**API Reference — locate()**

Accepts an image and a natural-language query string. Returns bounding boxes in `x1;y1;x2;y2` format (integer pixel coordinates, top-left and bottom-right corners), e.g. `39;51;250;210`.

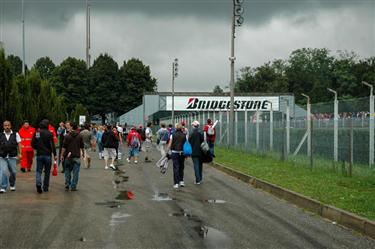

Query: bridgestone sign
166;96;279;111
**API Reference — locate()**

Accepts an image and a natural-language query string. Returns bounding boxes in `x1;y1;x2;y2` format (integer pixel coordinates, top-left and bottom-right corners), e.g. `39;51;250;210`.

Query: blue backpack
183;136;192;157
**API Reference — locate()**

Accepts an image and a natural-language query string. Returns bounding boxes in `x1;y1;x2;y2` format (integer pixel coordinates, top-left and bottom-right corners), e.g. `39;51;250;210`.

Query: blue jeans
64;158;81;189
36;155;52;190
208;141;215;157
0;157;17;189
192;157;203;183
172;153;185;185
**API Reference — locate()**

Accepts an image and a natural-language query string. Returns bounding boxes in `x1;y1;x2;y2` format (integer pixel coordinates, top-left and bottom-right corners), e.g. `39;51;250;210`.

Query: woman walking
167;123;186;189
96;126;104;159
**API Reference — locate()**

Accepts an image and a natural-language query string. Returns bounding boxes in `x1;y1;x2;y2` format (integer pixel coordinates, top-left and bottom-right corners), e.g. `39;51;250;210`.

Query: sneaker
173;184;179;189
36;185;42;194
179;181;185;187
65;185;69;191
126;158;130;163
20;168;26;173
0;189;6;193
43;187;49;192
109;164;117;170
134;161;138;164
195;181;201;185
10;186;16;191
105;166;109;170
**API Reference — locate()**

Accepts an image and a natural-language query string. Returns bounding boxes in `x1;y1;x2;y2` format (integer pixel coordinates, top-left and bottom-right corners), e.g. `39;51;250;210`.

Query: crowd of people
0;117;218;194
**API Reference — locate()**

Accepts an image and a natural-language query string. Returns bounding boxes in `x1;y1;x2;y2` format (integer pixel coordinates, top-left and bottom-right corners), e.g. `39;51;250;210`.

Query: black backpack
138;128;146;141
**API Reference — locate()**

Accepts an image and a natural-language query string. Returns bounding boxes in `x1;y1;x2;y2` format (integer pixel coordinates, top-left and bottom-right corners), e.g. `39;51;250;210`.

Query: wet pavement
0;146;374;249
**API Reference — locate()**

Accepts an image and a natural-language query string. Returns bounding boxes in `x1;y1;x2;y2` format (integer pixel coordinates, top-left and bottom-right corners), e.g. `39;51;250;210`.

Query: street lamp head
327;88;337;94
235;0;244;5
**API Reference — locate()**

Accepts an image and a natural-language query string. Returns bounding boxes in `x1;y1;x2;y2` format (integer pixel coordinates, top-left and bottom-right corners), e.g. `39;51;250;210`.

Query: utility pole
22;0;25;74
229;0;244;145
86;0;91;69
363;81;374;167
171;58;178;125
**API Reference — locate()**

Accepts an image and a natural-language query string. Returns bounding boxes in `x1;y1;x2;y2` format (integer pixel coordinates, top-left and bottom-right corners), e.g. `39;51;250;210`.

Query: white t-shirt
4;131;21;143
145;127;152;139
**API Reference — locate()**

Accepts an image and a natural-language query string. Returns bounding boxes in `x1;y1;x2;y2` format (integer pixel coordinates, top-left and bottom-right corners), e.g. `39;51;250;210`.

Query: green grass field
215;146;375;221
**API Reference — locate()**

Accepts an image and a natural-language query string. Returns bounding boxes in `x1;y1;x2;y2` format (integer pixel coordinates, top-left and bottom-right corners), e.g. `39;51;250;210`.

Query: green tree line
235;48;375;104
3;50;157;127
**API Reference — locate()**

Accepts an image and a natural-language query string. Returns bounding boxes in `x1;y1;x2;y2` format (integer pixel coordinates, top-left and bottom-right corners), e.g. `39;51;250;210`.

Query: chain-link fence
160;97;374;174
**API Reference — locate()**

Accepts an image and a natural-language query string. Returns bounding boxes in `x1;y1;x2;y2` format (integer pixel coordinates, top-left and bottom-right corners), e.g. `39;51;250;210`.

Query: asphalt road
0;145;374;249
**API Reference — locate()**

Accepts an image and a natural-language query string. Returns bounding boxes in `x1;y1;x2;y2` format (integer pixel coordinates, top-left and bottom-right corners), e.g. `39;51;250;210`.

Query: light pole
229;0;244;145
171;58;178;125
0;0;4;49
22;0;25;74
327;88;338;162
363;81;374;166
86;0;91;69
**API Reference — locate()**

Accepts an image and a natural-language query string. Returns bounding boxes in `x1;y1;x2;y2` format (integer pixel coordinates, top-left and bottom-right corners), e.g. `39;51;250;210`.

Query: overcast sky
0;0;374;92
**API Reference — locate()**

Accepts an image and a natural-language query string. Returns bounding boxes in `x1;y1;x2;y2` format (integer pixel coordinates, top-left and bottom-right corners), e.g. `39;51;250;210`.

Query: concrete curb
211;162;375;240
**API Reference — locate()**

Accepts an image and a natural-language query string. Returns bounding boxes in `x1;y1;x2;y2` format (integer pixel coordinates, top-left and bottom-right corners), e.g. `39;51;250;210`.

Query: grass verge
215;146;375;221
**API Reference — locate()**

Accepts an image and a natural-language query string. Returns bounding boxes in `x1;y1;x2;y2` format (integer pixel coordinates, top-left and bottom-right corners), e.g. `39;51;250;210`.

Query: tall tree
0;49;13;121
6;54;23;76
51;57;88;113
34;56;55;80
88;54;120;123
118;58;157;115
286;48;334;104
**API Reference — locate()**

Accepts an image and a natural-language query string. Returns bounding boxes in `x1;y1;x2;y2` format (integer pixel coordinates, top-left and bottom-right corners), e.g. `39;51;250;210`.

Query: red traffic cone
127;191;134;200
52;161;57;176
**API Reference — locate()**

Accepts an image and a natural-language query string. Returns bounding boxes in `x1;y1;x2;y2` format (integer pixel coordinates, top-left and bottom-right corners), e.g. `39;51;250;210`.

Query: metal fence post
286;100;290;155
245;109;248;146
235;110;238;145
219;111;223;144
370;94;374;167
270;103;273;152
227;109;230;144
256;109;259;150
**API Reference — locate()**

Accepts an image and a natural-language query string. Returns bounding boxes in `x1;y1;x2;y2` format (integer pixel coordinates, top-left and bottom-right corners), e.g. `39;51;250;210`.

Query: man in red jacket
18;121;35;172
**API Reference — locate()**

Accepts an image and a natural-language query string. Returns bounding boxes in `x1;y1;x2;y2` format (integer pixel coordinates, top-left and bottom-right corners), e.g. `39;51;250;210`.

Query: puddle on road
203;199;226;204
95;201;122;208
169;209;231;247
110;212;131;226
196;225;231;247
115;191;134;200
152;192;175;201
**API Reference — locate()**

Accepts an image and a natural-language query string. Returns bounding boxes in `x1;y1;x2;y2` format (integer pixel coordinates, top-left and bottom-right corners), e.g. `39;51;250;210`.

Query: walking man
189;121;204;184
60;122;84;191
31;119;57;193
145;122;153;162
18;120;35;172
80;123;94;169
0;121;22;193
156;123;169;157
102;125;117;170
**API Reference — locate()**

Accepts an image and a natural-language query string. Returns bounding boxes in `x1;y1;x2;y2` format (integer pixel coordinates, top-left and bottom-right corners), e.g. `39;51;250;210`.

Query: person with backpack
167;123;187;189
31;119;57;193
189;120;205;185
203;119;216;157
156;123;169;157
126;127;142;164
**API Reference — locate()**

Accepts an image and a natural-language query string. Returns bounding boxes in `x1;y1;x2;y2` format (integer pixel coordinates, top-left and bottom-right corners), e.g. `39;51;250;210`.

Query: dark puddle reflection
204;199;226;204
170;209;231;247
95;201;122;208
152;192;175;201
116;191;134;200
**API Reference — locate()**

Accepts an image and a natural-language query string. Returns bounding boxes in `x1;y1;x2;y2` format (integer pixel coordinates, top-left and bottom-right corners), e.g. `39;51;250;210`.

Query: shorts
103;148;117;160
128;147;140;157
